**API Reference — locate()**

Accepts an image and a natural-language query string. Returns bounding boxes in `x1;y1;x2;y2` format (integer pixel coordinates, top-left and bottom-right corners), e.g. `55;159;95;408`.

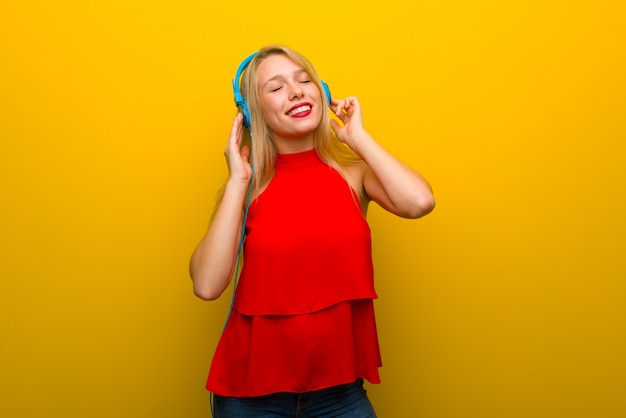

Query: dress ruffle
207;299;381;397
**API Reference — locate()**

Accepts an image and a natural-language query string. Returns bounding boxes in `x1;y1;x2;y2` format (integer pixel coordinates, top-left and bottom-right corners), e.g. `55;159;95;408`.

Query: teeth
287;105;311;116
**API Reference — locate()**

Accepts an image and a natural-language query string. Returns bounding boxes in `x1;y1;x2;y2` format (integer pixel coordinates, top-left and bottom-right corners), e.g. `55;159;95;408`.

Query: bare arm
189;113;251;300
331;97;435;219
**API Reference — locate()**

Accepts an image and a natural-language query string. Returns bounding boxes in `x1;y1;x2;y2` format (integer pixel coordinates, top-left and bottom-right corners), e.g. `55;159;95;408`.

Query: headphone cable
210;147;254;417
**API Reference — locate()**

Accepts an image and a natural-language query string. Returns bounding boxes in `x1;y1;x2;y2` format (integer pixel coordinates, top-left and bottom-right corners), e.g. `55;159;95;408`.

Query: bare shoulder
341;161;364;187
341;161;371;207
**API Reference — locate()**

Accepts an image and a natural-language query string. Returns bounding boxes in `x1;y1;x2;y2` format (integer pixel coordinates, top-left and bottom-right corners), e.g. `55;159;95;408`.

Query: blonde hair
238;44;362;197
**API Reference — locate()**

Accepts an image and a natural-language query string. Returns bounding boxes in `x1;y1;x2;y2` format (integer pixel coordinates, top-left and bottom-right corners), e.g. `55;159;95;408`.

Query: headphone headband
232;52;258;129
232;51;332;129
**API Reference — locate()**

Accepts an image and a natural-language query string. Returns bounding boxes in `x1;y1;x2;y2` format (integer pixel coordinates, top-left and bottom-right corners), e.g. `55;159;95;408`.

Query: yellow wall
1;1;625;417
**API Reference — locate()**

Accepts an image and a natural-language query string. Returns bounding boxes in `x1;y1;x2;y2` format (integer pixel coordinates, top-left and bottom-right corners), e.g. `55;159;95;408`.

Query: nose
288;82;304;100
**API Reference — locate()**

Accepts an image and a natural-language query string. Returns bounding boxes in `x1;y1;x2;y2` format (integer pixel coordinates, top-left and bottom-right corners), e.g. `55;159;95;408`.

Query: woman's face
255;54;323;150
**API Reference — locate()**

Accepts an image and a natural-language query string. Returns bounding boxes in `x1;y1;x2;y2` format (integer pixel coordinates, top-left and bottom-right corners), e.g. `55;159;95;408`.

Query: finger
334;99;347;116
229;114;243;146
344;97;356;112
224;113;243;154
234;113;243;135
341;97;360;119
334;107;348;124
240;145;250;162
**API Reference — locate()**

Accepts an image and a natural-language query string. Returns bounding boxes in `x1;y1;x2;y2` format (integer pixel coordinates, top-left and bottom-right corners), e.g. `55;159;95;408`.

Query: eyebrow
262;69;309;88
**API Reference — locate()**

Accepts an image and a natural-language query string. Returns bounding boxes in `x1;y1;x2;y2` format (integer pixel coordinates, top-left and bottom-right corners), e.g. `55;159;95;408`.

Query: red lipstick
286;102;313;118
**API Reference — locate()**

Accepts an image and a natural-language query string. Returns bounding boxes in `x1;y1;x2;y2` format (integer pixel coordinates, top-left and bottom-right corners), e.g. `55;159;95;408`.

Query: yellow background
1;1;625;417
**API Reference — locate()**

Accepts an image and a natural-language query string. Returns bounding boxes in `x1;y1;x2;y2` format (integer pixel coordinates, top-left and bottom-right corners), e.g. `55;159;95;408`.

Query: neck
272;133;315;155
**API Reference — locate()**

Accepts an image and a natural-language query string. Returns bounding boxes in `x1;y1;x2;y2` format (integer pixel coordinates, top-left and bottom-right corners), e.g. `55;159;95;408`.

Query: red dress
206;149;382;397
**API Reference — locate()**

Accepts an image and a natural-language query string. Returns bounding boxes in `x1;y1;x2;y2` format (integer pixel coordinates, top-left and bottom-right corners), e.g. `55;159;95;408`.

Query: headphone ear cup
238;99;251;129
321;80;332;104
232;52;259;131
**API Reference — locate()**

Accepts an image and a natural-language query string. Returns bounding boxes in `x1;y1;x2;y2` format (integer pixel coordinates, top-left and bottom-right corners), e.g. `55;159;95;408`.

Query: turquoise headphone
232;51;332;129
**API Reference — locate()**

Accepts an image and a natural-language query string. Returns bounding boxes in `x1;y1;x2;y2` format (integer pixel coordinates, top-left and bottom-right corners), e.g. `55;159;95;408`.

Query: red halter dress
206;149;382;397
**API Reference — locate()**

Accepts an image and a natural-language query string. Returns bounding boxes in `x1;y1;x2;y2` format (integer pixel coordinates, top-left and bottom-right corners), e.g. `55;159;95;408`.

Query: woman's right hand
224;113;252;184
190;113;252;300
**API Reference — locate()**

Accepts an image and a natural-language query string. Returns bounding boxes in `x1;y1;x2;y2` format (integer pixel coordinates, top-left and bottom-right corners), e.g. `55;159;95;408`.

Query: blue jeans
212;379;377;418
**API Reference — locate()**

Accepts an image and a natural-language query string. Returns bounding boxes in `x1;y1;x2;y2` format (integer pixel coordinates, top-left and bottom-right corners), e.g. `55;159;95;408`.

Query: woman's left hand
330;96;366;147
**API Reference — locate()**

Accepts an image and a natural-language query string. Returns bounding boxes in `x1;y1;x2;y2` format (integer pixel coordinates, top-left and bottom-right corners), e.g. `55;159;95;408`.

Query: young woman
190;44;435;417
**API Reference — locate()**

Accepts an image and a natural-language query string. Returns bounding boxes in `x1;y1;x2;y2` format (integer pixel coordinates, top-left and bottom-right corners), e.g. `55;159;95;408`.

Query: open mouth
286;104;312;117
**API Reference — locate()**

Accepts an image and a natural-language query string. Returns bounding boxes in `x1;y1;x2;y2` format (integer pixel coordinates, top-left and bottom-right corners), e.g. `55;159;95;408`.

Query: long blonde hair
238;44;362;198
